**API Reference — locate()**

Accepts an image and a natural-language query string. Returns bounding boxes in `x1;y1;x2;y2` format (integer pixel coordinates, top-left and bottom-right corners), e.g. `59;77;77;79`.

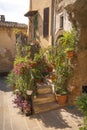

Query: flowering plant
13;92;32;115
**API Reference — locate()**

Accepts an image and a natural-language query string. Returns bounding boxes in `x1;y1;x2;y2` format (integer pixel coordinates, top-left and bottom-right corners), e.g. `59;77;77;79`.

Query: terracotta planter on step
67;51;74;58
55;94;68;105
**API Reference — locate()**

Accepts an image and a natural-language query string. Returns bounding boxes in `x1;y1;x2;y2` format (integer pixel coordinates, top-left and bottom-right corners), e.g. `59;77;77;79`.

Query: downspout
28;0;32;42
30;0;32;10
51;0;55;46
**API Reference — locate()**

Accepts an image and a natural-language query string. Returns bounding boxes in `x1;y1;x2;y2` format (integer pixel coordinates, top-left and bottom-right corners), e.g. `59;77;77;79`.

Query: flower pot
48;66;53;72
55;94;68;105
50;74;56;81
30;62;37;67
52;62;56;67
36;79;42;83
67;51;74;58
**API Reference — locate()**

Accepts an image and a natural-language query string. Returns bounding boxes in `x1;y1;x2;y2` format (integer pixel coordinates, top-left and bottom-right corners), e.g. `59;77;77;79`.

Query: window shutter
43;7;49;37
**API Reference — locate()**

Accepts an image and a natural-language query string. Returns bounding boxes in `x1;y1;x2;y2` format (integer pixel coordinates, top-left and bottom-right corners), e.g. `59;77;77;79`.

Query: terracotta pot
55;94;68;105
36;79;42;83
52;62;56;67
50;74;56;81
48;66;53;72
67;51;74;58
30;62;37;67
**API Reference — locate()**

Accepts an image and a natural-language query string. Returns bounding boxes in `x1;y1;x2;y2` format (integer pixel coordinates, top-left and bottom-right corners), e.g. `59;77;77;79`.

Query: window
82;86;87;93
60;15;64;29
43;7;49;37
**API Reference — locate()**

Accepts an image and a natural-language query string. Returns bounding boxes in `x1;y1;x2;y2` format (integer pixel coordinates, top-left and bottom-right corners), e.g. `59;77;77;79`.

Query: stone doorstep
37;86;52;94
33;79;71;114
33;93;56;105
33;101;68;114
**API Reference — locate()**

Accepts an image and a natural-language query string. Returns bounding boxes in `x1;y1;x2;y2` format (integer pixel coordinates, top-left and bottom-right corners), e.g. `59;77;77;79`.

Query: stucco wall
0;28;16;72
64;0;87;103
29;0;52;48
0;27;27;73
55;9;72;35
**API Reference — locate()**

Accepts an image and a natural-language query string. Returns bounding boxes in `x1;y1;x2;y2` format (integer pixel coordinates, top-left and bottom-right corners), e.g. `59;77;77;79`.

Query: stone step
33;94;55;105
37;86;52;94
34;102;59;114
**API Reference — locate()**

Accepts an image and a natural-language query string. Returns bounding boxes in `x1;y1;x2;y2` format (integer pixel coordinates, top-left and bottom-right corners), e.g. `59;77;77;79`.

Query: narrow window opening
60;15;64;29
82;86;87;93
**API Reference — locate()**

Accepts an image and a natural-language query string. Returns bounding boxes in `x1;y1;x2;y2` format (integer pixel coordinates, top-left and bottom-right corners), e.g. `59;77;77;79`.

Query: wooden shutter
43;7;49;37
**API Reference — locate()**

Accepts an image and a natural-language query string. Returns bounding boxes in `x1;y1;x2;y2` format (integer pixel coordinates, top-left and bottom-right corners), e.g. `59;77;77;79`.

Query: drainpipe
51;0;55;46
28;0;32;42
30;0;32;10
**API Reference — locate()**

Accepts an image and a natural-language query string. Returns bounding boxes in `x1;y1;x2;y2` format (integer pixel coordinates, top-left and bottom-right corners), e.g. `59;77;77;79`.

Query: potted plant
53;47;73;105
53;30;76;105
50;73;56;81
65;48;75;58
32;68;43;83
60;30;77;59
54;63;69;105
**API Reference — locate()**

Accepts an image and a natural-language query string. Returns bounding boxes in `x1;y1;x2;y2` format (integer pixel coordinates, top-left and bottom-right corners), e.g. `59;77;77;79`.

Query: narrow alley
0;77;83;130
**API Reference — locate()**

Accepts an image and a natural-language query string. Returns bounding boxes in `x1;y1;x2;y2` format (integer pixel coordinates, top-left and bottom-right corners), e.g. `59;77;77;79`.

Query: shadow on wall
36;13;49;44
0;48;14;73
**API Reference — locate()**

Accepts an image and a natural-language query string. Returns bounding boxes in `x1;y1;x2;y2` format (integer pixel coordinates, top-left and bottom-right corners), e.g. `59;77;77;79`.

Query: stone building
54;0;72;41
55;0;87;102
0;15;27;73
24;0;54;48
25;0;87;102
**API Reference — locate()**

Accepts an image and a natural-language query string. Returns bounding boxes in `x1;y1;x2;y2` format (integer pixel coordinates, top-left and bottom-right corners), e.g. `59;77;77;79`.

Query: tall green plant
60;29;77;50
54;30;76;94
75;94;87;130
6;70;17;88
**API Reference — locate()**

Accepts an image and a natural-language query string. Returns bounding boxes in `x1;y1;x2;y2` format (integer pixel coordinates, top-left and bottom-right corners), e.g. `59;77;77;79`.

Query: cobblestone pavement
0;77;83;130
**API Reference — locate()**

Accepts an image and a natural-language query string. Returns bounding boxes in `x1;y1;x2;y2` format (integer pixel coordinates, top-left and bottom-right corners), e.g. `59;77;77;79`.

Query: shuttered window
43;7;49;37
60;15;64;28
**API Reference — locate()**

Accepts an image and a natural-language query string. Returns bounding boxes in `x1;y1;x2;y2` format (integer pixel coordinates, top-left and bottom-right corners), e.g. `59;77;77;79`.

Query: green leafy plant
75;94;87;130
6;70;17;88
54;61;72;95
46;46;56;64
75;94;87;115
34;49;44;62
61;30;77;50
53;30;76;95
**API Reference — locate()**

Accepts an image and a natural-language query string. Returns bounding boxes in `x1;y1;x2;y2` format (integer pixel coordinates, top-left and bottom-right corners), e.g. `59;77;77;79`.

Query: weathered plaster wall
0;28;15;72
30;0;52;48
55;10;72;34
0;27;27;73
65;0;87;103
55;0;72;42
55;0;87;103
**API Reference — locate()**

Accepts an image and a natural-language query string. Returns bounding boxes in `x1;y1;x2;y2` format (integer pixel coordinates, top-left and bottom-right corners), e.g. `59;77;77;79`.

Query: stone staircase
33;81;59;114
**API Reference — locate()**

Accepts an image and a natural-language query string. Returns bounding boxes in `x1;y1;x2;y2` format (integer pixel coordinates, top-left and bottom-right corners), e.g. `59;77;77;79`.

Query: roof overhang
24;10;38;17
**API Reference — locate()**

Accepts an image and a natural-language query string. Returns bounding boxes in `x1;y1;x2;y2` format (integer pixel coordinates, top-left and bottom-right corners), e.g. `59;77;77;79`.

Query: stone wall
55;0;87;102
0;27;27;73
0;28;15;72
65;0;87;102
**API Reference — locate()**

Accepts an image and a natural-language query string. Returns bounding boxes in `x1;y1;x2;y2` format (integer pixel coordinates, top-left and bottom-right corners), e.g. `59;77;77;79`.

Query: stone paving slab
0;77;83;130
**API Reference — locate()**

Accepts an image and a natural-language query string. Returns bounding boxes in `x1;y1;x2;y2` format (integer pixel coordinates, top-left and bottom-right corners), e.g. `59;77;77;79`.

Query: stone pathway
0;77;83;130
